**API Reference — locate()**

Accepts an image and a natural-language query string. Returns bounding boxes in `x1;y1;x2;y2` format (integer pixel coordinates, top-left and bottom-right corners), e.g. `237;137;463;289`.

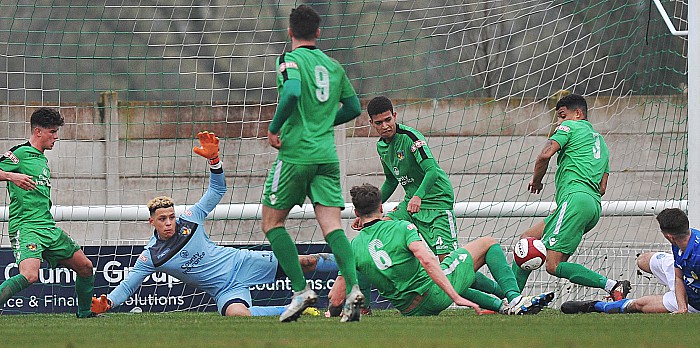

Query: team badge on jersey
26;243;37;251
556;125;570;132
396;150;404;160
4;151;19;164
410;140;427;153
181;227;191;236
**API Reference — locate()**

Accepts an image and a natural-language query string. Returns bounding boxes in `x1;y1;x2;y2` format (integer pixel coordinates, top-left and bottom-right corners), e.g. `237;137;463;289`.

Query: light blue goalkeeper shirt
107;169;262;307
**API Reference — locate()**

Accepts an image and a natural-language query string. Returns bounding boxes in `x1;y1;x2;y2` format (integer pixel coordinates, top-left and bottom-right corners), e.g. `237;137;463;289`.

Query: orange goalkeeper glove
91;294;112;314
192;131;220;166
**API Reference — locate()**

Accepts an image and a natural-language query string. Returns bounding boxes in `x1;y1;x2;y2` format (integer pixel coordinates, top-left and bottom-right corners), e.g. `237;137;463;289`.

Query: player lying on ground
512;93;630;301
562;208;700;314
332;183;554;316
91;131;338;317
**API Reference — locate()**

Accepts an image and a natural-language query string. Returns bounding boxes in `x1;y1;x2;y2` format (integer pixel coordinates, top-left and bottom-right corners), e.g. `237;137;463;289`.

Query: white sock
604;279;618;292
508;295;523;307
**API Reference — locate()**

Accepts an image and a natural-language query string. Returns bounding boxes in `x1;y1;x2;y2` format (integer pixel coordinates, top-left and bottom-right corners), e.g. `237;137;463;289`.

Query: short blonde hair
147;196;175;216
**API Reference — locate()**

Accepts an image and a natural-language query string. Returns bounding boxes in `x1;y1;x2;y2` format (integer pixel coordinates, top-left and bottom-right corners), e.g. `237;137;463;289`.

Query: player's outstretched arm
529;139;560;194
192;131;226;216
0;168;36;191
409;241;480;311
193;131;221;167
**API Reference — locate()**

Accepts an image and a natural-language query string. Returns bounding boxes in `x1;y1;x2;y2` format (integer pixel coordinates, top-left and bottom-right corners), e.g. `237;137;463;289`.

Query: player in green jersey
261;4;364;323
348;183;554;316
329;96;508;316
0;108;96;318
511;93;631;300
363;96;458;260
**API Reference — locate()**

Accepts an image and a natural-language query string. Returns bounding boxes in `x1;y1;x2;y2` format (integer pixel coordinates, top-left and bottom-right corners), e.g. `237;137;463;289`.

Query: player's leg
415;209;458;262
510;219;545;291
464;237;521;304
636;251;655;274
0;258;38;305
310;162;363;320
50;229;95;318
261;160;310;295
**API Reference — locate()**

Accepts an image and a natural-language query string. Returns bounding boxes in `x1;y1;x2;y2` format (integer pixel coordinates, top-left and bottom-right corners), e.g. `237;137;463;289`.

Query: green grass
1;308;697;347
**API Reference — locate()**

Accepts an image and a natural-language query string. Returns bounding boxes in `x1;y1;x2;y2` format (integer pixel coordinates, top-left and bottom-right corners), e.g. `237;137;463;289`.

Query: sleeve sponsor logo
278;61;299;73
139;253;148;262
4;151;18;164
556;125;570;132
184;209;192;216
410;140;427;152
407;223;417;230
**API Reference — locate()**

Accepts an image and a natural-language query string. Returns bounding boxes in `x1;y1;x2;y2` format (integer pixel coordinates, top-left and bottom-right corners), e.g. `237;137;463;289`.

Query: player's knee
21;272;39;284
636;252;654;274
544;258;559;275
224;303;252;317
479;236;497;247
73;258;94;278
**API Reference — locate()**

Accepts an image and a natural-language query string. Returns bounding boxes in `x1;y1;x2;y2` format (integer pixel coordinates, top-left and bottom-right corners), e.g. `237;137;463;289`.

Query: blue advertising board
0;244;387;314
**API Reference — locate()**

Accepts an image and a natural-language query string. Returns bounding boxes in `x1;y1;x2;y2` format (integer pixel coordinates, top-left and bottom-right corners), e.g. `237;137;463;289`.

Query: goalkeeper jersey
549;120;609;204
672;228;700;309
108;170;267;307
351;218;433;312
0;142;56;234
377;124;454;209
274;46;357;164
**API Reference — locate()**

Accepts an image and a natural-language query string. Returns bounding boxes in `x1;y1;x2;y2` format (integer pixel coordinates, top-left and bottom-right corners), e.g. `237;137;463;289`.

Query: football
513;237;547;271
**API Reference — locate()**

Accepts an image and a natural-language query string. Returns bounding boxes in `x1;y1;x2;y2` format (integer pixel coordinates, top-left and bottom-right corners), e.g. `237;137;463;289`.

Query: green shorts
10;226;82;268
404;248;475;316
387;203;458;256
262;160;344;210
542;192;601;255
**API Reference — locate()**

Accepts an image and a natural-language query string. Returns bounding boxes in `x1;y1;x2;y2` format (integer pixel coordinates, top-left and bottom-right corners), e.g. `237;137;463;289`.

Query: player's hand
267;130;281;149
407;196;422;214
453;296;481;312
91;294;112;314
351;217;363;230
193;131;220;165
672;308;689;314
528;180;543;194
9;173;37;191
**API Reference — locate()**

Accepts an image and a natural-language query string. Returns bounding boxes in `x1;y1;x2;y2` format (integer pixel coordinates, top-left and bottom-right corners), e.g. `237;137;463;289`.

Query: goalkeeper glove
91;294;112;314
193;131;221;167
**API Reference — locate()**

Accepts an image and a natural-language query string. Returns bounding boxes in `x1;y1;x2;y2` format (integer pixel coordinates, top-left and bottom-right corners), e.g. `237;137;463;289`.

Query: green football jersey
351;218;433;311
377;124;454;209
275;46;357;164
549;120;610;203
0;143;56;233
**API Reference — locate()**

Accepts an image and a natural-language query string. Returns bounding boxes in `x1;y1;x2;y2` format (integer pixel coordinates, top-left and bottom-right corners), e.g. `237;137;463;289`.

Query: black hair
289;5;321;41
656;208;690;236
367;96;393;118
30;107;64;129
350;184;382;217
555;94;588;119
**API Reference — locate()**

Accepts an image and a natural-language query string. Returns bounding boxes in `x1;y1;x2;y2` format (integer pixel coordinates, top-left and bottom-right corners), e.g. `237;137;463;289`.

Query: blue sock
249;306;287;316
314;253;338;272
594;299;631;313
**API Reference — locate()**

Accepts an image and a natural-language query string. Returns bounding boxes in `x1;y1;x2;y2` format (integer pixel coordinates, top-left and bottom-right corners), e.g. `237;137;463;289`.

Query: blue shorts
215;249;278;315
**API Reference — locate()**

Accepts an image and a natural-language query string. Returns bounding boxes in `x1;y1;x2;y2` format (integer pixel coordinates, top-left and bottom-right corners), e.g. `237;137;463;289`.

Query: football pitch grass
1;308;697;347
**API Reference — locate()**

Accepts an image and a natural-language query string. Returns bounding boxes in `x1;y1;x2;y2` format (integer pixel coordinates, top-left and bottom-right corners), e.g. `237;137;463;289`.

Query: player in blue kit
91;132;337;317
562;208;700;314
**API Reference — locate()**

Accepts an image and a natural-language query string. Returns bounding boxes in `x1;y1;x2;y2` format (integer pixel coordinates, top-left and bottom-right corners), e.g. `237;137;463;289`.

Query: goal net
0;0;688;313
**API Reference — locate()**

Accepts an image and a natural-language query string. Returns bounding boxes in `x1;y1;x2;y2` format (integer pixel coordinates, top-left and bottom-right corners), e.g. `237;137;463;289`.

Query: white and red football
513;237;547;271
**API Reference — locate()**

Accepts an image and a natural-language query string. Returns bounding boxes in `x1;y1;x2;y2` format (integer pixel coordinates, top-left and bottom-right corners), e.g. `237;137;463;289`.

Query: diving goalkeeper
91;131;337;316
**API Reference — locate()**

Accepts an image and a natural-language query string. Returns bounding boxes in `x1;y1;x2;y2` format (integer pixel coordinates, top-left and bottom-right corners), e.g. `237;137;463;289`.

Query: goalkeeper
91;132;337;317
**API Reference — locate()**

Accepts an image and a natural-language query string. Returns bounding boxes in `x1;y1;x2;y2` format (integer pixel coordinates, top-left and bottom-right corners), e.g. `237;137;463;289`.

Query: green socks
484;244;521;302
75;274;95;317
471;272;505;299
511;261;531;292
0;274;30;305
554;262;607;289
267;226;307;292
325;229;358;293
463;288;504;311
